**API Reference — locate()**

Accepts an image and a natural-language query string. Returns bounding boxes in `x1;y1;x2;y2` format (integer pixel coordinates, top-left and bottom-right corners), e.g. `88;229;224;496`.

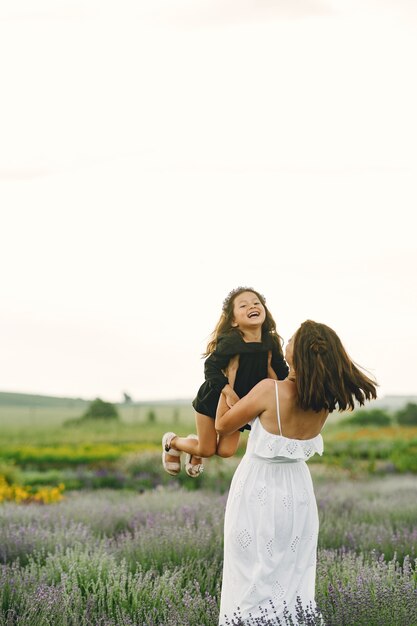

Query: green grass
0;402;195;445
2;393;417;478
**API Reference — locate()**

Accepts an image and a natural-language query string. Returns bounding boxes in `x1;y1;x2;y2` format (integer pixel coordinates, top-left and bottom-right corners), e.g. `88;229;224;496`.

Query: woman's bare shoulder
248;378;276;402
277;379;296;395
258;378;278;392
259;378;295;396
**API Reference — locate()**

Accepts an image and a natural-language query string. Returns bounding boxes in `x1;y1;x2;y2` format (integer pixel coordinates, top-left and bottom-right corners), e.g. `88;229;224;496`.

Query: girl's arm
267;350;278;380
270;345;290;380
222;355;240;408
203;334;242;394
204;352;230;393
215;379;270;435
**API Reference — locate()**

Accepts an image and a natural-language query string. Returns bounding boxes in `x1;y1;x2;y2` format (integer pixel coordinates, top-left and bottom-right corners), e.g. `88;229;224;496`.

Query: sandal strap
165;461;180;471
163;432;181;455
186;463;204;476
165;446;181;456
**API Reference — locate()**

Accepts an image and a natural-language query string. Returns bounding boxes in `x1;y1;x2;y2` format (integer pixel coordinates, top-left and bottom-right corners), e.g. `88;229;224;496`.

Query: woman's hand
222;387;240;409
221;355;240;407
222;354;240;409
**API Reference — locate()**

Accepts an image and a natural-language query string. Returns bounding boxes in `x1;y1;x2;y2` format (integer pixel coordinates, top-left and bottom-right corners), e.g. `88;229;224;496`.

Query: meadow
1;395;417;625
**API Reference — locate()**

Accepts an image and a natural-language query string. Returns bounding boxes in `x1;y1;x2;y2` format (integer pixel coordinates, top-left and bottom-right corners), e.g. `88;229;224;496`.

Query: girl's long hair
293;320;378;412
204;286;285;358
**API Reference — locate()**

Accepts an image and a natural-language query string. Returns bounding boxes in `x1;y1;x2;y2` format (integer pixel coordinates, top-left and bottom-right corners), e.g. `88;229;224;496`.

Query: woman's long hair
204;286;285;358
293;320;378;412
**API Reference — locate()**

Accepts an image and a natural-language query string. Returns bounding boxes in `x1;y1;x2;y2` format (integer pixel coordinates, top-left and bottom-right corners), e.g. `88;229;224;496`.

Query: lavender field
1;475;417;626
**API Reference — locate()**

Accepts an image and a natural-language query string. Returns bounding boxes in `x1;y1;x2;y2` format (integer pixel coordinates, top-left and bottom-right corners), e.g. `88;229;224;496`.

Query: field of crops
1;478;417;625
1;396;417;625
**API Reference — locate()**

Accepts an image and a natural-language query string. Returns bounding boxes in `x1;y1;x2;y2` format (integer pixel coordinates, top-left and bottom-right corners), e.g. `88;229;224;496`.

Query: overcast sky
1;0;416;402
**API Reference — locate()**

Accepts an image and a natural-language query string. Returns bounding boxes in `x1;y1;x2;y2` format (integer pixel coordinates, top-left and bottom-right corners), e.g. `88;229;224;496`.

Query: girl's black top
192;331;289;431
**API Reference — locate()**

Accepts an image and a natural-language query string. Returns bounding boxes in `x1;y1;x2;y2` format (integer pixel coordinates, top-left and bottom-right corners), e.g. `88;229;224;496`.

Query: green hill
0;391;89;408
1;391;416;412
0;391;193;410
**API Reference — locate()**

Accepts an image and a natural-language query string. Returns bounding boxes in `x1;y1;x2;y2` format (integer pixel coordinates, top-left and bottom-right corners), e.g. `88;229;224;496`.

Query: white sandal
185;434;204;478
162;432;181;476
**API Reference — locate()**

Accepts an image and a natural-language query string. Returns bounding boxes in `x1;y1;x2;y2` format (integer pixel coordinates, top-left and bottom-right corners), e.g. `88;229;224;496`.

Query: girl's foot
162;432;181;475
185;434;204;478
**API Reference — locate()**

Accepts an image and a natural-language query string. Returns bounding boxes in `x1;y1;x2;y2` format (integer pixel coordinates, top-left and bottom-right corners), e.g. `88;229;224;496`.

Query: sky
1;0;416;402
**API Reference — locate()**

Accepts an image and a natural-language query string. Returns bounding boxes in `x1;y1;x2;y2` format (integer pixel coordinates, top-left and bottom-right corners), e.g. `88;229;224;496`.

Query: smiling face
231;291;266;331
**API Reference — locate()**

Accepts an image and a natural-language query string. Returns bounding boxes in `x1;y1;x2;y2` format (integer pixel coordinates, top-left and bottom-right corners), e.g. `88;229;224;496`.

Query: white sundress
219;381;324;625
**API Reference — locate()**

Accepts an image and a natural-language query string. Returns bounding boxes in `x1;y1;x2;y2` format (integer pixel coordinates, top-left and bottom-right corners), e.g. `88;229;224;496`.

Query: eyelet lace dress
219;381;324;625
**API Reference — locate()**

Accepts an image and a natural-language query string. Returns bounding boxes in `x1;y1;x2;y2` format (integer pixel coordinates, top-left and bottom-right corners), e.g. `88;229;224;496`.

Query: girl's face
231;291;266;330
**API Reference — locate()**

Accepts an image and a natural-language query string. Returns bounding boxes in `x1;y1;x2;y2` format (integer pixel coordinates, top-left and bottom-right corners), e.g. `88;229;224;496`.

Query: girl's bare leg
216;431;241;458
214;354;241;458
169;413;217;466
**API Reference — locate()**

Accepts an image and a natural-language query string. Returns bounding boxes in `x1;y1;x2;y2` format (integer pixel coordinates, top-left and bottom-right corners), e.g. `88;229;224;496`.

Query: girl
162;286;289;477
215;320;377;624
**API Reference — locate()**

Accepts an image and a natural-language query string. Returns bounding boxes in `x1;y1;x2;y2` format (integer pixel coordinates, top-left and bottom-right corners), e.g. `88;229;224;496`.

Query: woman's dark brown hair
293;320;377;412
204;286;285;358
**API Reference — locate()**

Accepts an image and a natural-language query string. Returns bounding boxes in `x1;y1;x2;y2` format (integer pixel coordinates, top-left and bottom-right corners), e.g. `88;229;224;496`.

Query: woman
215;320;377;625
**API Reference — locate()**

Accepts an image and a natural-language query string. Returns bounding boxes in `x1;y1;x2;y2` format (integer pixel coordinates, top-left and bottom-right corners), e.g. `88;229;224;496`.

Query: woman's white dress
219;381;324;625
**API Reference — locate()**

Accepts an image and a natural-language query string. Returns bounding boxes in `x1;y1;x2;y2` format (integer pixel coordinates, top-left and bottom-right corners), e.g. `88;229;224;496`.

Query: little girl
162;286;289;477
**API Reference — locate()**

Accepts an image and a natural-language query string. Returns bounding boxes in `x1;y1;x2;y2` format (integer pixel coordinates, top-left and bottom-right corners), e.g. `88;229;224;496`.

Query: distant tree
147;409;157;423
123;392;132;404
396;403;417;426
342;408;391;427
82;398;119;420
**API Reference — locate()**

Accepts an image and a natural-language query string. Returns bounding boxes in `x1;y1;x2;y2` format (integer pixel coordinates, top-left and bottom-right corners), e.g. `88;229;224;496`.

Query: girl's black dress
192;331;289;431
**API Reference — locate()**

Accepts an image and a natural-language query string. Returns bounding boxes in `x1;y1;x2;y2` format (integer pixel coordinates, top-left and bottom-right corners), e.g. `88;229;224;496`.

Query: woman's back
245;379;324;462
258;379;328;441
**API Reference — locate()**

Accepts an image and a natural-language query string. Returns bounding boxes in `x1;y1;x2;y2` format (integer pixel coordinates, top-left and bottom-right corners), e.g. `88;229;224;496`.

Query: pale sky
1;0;416;402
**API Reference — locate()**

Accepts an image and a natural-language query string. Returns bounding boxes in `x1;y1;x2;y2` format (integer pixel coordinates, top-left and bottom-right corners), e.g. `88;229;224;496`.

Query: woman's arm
215;379;270;435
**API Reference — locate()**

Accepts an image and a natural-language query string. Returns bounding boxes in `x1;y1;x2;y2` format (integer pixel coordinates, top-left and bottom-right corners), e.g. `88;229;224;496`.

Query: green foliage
147;409;156;423
0;442;153;469
0;460;21;485
82;398;119;421
396;402;417;426
342;408;392;427
3;393;417;483
391;444;417;473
